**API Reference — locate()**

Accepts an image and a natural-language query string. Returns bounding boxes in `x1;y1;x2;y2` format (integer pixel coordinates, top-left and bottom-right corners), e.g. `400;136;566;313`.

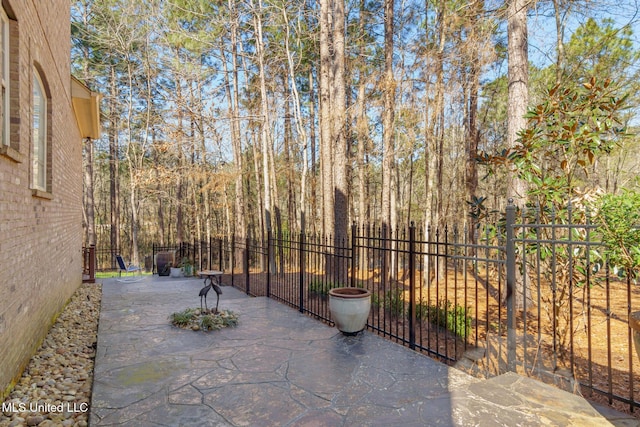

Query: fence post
218;237;223;271
350;223;357;288
244;236;250;295
231;235;235;288
267;229;271;297
409;223;416;350
506;199;517;372
209;236;213;270
299;231;305;313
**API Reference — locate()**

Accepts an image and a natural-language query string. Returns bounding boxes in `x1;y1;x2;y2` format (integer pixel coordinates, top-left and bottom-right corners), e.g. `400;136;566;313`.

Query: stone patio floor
90;275;640;426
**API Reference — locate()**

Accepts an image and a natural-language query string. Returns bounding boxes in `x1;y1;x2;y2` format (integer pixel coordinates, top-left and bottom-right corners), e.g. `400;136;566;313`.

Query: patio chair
115;255;143;282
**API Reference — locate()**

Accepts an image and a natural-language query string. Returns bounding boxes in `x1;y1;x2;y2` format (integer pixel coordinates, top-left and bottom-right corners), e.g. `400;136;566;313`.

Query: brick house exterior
0;0;98;397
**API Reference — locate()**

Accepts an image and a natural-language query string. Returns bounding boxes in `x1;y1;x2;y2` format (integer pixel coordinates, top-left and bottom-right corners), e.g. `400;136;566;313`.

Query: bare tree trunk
431;0;447;283
508;0;530;309
109;65;120;257
466;1;482;246
228;0;246;239
319;0;333;237
382;0;396;280
282;82;297;231
252;0;273;239
308;70;317;234
507;0;529;204
382;0;395;230
331;0;349;284
153;133;166;246
356;82;368;226
282;7;310;232
423;0;436;286
251;131;265;241
332;0;348;244
175;74;185;245
553;0;566;85
355;0;369;269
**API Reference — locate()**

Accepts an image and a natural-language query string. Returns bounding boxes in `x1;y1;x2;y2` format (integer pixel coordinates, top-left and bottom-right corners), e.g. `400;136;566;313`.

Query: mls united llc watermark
2;401;88;414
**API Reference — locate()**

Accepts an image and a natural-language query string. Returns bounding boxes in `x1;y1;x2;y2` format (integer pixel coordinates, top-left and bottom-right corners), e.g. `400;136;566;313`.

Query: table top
198;270;223;276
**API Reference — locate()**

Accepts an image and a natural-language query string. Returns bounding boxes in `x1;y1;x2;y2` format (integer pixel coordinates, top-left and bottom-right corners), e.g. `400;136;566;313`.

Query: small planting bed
169;308;239;332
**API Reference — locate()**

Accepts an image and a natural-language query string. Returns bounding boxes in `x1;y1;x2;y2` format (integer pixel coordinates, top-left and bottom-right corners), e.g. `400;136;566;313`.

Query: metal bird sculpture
199;277;222;313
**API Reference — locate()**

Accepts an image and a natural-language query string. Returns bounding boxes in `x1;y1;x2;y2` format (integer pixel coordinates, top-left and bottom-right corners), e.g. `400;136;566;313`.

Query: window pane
33;73;46;190
1;13;6;147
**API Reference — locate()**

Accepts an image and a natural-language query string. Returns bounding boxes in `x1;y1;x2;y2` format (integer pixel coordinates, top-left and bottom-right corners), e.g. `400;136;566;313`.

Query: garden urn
328;287;372;335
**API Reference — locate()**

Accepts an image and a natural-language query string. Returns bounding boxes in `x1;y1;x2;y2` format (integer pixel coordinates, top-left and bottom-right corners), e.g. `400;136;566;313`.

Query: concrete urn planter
170;267;183;278
629;311;640;361
328;287;371;335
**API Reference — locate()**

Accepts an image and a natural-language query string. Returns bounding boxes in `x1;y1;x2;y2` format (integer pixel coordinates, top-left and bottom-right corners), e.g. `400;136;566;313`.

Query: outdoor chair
115;254;143;282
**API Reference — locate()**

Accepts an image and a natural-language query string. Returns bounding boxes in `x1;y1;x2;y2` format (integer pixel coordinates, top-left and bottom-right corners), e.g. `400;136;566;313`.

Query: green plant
199;314;216;331
179;257;194;276
476;78;630;353
169;308;195;327
416;299;471;339
198;310;240;331
371;291;381;308
593;190;640;280
309;279;339;296
218;310;240;327
385;288;405;317
170;308;239;331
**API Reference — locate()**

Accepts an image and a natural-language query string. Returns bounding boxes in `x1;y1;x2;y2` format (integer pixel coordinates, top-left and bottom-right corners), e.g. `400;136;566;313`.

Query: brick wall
0;0;84;397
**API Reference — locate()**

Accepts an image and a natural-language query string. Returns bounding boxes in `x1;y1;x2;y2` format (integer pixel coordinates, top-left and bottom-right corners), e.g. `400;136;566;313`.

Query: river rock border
0;283;101;427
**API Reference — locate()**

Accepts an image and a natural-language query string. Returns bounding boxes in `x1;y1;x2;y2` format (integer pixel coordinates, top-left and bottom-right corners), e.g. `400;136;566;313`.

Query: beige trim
71;76;100;140
31;188;53;200
0;143;22;162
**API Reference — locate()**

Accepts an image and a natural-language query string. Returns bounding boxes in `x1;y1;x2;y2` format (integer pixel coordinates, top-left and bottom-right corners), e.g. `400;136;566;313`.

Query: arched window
1;7;9;148
32;70;47;191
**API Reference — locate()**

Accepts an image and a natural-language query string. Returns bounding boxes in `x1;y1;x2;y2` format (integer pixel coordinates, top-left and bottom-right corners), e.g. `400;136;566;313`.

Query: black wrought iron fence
213;206;638;414
509;204;639;413
138;203;638;414
151;239;226;274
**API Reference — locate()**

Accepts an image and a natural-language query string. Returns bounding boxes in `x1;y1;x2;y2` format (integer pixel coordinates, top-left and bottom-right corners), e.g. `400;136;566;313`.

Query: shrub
385;288;406;317
309;279;341;296
169;308;239;331
416;299;471;339
593;190;640;280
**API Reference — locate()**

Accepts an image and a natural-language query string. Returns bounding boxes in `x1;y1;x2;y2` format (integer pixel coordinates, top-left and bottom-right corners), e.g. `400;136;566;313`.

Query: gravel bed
0;283;102;427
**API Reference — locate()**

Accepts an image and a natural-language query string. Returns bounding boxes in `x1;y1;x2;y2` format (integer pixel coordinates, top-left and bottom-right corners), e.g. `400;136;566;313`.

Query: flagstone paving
90;276;639;426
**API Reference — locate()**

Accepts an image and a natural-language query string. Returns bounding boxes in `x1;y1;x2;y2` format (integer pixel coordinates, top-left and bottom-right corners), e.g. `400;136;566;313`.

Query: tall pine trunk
507;0;530;309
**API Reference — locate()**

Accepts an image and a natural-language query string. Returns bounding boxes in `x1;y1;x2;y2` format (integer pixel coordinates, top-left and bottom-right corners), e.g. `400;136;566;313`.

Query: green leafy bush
593;190;640;280
309;279;339;296
416;299;471;339
385;288;406;317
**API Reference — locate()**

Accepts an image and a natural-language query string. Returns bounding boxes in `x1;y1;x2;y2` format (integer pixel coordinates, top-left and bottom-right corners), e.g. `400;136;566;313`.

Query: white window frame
1;8;9;147
32;70;47;191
